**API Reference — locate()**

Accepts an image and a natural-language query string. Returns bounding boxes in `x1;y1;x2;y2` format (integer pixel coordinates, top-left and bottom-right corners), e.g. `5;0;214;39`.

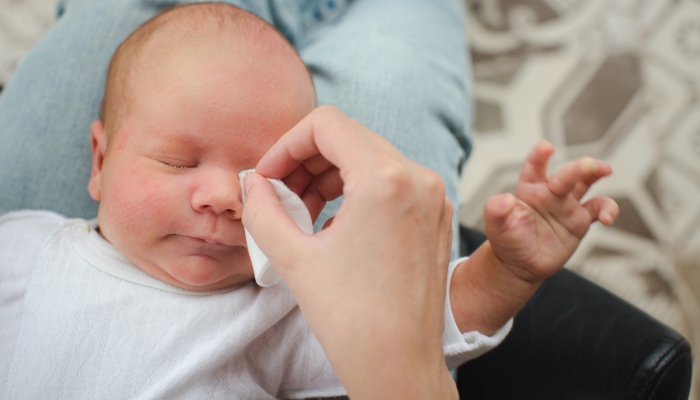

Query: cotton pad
239;169;313;287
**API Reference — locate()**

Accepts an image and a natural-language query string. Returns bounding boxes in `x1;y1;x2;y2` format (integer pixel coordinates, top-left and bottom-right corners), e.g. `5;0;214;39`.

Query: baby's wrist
480;242;544;293
488;247;546;285
450;242;541;335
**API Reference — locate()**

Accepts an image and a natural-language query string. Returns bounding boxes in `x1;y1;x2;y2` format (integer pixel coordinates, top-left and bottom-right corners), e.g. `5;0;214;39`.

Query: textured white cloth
0;211;511;399
238;169;313;287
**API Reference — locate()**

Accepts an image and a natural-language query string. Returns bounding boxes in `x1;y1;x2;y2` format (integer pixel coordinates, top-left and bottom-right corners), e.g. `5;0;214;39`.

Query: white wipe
239;169;313;287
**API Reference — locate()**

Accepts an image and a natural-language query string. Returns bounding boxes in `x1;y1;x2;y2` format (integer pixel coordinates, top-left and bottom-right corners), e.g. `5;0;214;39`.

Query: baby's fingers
519;141;555;184
548;157;612;198
582;196;619;225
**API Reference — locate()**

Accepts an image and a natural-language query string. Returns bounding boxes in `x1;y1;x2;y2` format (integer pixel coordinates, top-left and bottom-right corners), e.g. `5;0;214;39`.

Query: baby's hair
100;2;314;142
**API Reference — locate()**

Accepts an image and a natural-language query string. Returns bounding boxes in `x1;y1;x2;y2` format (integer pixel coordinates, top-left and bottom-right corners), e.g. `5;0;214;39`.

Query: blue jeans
0;0;472;258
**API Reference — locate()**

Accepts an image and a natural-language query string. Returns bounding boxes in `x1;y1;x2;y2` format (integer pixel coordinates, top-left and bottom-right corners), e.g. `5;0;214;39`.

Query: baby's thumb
242;173;309;269
483;193;516;237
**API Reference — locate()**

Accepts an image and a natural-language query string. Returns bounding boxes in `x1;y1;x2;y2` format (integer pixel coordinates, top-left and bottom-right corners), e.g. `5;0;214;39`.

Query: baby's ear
88;120;107;201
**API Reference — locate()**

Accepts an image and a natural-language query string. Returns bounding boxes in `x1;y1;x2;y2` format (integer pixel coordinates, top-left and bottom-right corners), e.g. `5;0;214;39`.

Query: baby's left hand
484;141;618;283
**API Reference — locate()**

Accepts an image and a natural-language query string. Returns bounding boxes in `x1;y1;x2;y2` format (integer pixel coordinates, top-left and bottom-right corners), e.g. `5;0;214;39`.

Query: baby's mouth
189;236;227;246
176;234;244;249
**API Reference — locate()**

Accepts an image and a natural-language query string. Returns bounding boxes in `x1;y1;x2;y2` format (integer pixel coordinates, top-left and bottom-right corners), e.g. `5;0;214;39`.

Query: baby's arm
449;142;619;335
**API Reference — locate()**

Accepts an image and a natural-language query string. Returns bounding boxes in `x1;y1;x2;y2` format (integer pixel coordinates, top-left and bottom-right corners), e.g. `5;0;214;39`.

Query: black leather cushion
456;226;693;400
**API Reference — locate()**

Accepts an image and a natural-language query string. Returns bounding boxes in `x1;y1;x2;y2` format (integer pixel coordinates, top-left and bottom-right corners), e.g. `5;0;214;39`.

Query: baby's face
89;44;315;291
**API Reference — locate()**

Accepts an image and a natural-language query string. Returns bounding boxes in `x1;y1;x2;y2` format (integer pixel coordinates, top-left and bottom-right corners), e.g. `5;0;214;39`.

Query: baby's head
88;3;316;291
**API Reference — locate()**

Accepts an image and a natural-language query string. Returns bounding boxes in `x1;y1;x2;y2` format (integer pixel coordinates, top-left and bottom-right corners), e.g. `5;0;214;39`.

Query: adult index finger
255;106;382;182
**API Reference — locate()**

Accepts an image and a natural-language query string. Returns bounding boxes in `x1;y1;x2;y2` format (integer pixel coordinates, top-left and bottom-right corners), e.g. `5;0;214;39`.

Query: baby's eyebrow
144;129;205;148
138;143;200;161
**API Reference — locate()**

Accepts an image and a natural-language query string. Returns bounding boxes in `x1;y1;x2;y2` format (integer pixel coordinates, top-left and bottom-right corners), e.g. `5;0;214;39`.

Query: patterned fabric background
459;0;700;397
0;0;54;86
1;0;698;397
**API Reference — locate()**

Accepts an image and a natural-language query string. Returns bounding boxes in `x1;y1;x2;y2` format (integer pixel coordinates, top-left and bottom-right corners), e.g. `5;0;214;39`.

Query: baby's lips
179;231;246;247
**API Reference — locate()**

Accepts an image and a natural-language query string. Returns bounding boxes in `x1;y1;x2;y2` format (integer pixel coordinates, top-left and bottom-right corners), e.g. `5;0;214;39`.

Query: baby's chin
145;252;255;291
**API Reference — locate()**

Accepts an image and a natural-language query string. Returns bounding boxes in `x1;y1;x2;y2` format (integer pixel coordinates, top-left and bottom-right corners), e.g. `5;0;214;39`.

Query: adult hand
242;106;458;400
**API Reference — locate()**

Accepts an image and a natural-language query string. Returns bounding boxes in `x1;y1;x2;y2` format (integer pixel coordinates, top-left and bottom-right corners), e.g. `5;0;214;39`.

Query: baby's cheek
116;176;157;211
109;173;171;227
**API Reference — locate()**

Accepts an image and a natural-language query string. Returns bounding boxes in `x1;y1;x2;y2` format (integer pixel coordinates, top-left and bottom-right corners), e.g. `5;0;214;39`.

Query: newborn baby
0;3;508;398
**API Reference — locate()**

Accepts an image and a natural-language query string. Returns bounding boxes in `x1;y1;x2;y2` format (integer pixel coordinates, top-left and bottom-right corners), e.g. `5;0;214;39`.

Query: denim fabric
0;0;472;259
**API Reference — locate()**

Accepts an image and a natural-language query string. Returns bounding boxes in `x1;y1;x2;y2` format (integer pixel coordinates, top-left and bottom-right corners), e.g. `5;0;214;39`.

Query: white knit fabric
0;211;511;399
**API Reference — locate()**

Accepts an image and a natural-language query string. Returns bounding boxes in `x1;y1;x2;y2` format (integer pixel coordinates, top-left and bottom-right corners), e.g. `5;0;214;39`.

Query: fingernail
501;194;514;209
581;158;598;174
244;174;254;192
602;211;612;224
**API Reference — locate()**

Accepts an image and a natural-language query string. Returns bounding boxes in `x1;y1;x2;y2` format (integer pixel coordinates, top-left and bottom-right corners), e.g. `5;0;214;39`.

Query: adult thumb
241;172;310;269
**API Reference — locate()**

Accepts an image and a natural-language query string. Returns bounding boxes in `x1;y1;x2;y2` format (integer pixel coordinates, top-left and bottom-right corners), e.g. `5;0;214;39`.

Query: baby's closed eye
159;160;196;171
141;152;199;171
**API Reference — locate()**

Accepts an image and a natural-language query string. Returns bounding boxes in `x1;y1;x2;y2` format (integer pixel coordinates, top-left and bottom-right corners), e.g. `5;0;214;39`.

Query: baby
0;2;617;399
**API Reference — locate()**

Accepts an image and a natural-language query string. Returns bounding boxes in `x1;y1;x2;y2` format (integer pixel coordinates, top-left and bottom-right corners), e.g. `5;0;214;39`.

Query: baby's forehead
103;3;316;142
141;6;290;61
130;10;306;90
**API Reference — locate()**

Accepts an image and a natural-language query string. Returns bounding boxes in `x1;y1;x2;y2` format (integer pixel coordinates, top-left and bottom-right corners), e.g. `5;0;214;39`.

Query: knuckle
369;161;449;217
417;169;448;214
423;170;446;198
532;187;551;204
444;196;454;216
442;197;455;224
314;105;345;122
312;106;350;137
372;158;412;201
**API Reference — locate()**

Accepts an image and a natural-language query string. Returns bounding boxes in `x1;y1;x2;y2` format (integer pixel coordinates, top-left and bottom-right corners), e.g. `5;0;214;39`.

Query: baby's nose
191;169;244;219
